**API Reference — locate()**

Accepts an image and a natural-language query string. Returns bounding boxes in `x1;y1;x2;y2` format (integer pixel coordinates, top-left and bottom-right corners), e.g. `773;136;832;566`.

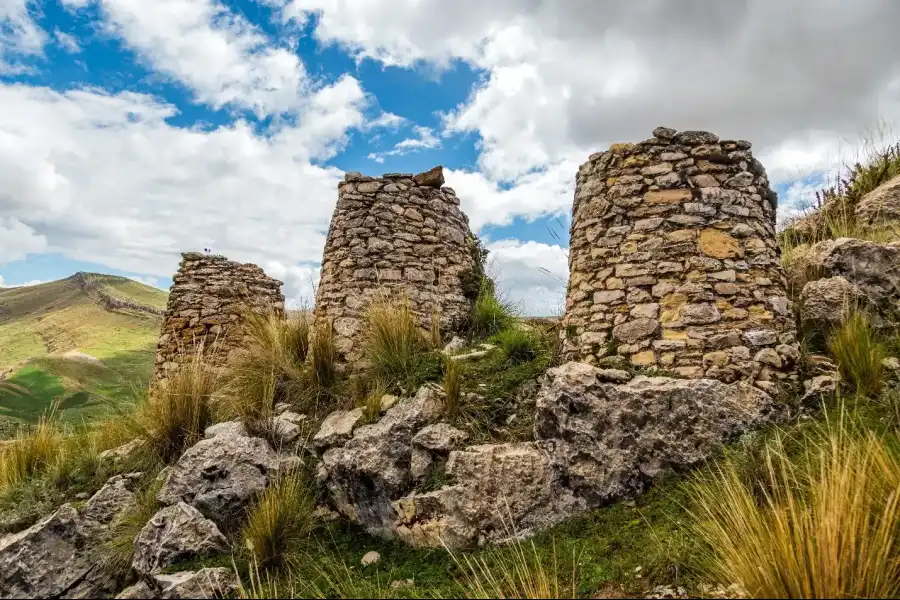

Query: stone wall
152;252;285;387
562;127;799;390
315;166;479;364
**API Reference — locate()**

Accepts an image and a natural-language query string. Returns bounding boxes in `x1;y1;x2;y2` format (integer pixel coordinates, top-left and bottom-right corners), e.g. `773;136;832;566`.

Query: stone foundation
314;166;479;365
152;252;284;387
562;127;799;389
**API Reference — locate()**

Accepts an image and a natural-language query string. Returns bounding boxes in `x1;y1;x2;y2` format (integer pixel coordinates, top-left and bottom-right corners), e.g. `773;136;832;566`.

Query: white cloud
367;125;440;163
0;0;47;73
53;30;80;53
127;274;161;288
486;239;568;317
0;275;43;288
0;83;365;309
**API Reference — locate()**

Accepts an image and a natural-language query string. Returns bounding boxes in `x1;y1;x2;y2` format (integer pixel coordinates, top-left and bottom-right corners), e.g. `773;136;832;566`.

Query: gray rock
801;375;838;404
393;441;584;548
99;438;147;467
313;408;365;449
412;165;445;188
675;130;719;145
153;568;238;599
115;580;157;599
361;551;381;566
613;318;660;343
819;238;900;308
742;329;778;347
321;385;443;536
412;423;469;452
443;336;467;353
203;420;248;439
596;368;633;383
157;431;281;525
855;173;900;227
652;126;677;140
132;503;229;576
0;474;138;599
270;413;303;446
800;276;860;331
448;349;491;362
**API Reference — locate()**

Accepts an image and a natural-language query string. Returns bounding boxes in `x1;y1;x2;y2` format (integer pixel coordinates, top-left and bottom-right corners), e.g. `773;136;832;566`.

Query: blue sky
1;1;898;314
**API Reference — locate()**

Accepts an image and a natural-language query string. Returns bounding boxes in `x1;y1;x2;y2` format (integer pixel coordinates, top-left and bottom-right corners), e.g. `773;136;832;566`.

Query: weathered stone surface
157;430;281;525
115;580;156;599
0;475;138;599
412;423;469;452
132;503;229;576
819;238;900;308
204;420;248;439
854;174;900;227
443;336;467;353
316;166;478;366
321;385;444;536
99;438;147;467
153;568;238;599
152;253;284;388
314;408;365;449
801;375;838;404
534;362;772;503
562;129;798;383
800;276;860;331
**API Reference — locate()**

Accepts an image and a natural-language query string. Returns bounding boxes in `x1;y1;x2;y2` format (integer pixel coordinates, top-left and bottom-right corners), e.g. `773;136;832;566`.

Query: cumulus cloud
0;216;47;263
367;125;440;163
0;0;46;73
0;275;43;288
486;239;568;317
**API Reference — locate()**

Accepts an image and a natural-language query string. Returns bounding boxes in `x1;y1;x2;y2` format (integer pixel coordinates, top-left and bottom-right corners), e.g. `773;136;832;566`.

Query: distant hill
0;273;168;429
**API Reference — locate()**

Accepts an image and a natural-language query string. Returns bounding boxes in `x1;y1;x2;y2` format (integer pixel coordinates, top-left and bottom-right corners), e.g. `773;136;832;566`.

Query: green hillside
0;273;168;429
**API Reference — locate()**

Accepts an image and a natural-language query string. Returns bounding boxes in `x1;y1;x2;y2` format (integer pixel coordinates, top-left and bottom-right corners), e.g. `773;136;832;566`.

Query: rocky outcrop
317;362;772;549
314;167;479;365
855;173;900;228
132;503;229;576
799;276;861;331
156;428;281;527
0;474;141;599
562;128;799;387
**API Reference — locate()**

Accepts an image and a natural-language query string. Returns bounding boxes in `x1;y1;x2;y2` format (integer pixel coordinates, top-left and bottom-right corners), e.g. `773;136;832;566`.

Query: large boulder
320;384;443;536
153;568;238;600
393;441;584;548
534;363;773;502
799;276;862;331
855;174;900;227
132;503;229;576
818;238;900;309
0;475;140;599
157;428;281;527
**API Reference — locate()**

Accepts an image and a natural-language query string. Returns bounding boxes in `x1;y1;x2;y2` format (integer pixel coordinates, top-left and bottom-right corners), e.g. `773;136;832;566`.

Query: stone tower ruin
315;166;479;364
562;127;799;390
152;252;285;387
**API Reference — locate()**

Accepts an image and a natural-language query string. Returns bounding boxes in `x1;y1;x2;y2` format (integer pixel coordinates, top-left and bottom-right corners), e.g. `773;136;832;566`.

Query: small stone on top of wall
314;166;479;365
561;127;799;390
152;252;285;387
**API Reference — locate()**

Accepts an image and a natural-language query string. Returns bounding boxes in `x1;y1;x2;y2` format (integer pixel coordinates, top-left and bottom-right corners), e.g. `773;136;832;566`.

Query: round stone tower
153;252;285;387
562;127;799;390
315;166;479;364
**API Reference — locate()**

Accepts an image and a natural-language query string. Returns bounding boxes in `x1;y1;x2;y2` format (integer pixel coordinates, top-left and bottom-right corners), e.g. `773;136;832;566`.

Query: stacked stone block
315;166;478;364
562;127;799;390
152;252;285;387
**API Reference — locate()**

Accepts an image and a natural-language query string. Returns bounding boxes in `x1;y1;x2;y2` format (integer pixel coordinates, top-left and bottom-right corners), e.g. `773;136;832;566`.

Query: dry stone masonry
562;127;799;390
315;166;479;364
152;252;285;387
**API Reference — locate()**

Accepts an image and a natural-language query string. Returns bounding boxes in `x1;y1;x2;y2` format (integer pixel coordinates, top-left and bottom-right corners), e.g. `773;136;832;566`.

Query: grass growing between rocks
103;476;164;577
365;297;430;386
828;310;888;398
469;281;517;339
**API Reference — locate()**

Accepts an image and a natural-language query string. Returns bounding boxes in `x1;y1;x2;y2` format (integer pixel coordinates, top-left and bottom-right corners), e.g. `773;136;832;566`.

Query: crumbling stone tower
153;252;285;387
562;127;799;390
315;166;479;364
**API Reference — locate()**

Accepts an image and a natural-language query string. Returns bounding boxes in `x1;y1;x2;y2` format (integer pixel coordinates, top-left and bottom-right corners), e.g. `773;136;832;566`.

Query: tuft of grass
442;357;462;418
827;311;887;398
691;414;900;599
359;380;387;424
497;328;541;365
469;282;516;339
309;318;339;393
103;477;163;576
137;347;220;464
242;468;318;573
365;296;428;385
430;308;443;350
0;406;63;492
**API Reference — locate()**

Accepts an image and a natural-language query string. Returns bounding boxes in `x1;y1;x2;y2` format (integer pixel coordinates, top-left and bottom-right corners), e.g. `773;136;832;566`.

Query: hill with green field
0;273;168;431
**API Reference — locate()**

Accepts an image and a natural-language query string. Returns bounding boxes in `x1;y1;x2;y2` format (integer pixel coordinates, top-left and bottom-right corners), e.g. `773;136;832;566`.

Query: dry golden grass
442;357;462;418
0;407;63;492
365;296;428;384
691;413;900;598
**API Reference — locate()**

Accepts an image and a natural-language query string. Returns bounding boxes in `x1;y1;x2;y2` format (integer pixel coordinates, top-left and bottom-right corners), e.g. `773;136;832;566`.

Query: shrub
137;347;220;464
827;311;887;397
365;296;428;384
243;468;317;572
497;328;541;364
443;357;462;418
469;282;516;339
691;416;900;599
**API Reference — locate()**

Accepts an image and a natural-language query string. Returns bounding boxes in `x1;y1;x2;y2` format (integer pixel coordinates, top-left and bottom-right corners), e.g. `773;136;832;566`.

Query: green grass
497;328;542;365
365;297;430;386
828;311;887;398
469;283;517;339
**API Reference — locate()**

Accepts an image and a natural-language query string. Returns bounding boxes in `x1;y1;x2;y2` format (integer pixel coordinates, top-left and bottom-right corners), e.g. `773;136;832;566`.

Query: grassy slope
0;274;168;425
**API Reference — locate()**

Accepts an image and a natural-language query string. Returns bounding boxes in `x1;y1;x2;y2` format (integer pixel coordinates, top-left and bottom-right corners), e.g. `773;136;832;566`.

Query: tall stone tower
314;166;479;364
562;127;799;390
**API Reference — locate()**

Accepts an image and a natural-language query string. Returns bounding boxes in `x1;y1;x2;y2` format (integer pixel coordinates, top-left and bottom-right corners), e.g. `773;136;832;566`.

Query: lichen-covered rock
410;423;469;481
99;438;147;467
562;128;798;385
801;374;839;404
321;385;444;536
0;475;139;599
157;430;280;526
314;166;478;365
534;363;772;501
153;568;238;600
818;238;900;309
855;174;900;227
115;580;157;599
799;276;861;331
132;503;229;576
393;441;584;548
314;408;365;450
203;420;248;439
